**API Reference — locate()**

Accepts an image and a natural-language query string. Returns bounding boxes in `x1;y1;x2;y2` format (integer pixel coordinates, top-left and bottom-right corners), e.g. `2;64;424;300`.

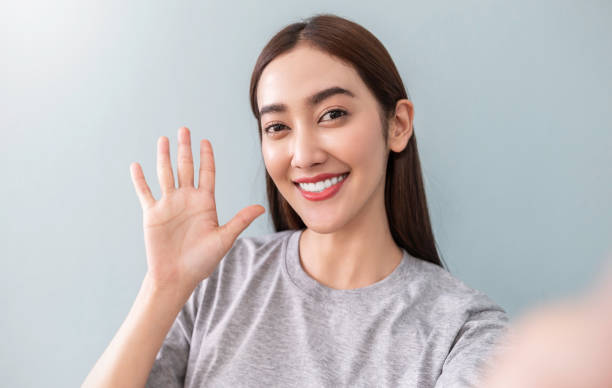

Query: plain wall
1;0;610;386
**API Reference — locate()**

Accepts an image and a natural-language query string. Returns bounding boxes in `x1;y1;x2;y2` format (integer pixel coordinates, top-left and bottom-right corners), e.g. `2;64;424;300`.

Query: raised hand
129;127;265;292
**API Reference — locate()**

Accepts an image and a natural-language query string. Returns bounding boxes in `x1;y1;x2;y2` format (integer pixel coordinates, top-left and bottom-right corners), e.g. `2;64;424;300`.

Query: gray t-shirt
146;229;508;387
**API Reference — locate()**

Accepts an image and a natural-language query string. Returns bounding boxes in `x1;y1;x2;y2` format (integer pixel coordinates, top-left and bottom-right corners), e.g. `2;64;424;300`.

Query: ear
387;99;414;153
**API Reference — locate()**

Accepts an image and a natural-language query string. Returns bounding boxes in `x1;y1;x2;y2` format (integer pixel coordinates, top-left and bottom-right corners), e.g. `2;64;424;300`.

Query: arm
479;260;612;388
83;128;263;387
82;275;195;388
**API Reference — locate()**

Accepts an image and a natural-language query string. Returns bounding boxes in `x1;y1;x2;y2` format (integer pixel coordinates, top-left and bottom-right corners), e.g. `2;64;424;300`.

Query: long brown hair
249;13;445;268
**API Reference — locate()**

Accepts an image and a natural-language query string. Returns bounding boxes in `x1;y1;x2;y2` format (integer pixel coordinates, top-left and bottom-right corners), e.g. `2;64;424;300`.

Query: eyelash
263;109;348;135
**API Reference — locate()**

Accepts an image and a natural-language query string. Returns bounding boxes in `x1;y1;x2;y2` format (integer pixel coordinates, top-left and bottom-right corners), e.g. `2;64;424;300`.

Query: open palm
129;127;265;291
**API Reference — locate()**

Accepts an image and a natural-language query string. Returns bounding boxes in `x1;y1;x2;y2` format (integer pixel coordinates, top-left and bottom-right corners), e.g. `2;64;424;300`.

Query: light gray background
1;0;611;386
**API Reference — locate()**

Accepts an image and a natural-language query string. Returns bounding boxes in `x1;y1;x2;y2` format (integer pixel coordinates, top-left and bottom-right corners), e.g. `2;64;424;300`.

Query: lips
294;172;349;201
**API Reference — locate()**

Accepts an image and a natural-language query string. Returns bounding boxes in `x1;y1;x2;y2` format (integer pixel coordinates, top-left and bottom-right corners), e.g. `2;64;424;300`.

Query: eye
263;123;287;135
320;108;348;122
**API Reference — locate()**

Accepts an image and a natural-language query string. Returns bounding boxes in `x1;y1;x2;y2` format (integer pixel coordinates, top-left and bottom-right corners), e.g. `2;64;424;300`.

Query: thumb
218;205;266;250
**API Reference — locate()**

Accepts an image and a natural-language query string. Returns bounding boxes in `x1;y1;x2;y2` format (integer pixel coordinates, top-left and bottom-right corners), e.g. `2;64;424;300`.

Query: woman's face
257;44;391;234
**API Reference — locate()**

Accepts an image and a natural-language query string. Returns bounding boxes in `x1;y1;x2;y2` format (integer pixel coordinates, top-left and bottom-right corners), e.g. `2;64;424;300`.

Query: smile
295;173;349;201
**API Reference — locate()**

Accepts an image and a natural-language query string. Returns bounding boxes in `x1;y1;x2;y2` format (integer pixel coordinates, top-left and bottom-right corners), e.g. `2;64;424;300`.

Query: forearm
82;274;194;388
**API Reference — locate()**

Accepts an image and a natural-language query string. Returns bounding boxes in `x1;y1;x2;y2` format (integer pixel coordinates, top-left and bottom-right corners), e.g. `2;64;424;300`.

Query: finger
157;136;176;195
198;139;215;195
218;205;266;250
177;127;194;188
129;162;156;209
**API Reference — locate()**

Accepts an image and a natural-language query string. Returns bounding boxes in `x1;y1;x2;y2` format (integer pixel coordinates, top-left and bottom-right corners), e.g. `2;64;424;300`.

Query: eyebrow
258;86;356;117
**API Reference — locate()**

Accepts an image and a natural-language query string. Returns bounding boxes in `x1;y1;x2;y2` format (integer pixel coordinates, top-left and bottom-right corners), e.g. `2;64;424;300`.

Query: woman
83;14;507;387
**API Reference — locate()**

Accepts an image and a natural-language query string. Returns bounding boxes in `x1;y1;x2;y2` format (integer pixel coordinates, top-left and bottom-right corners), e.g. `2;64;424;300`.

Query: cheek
339;122;386;171
261;142;286;179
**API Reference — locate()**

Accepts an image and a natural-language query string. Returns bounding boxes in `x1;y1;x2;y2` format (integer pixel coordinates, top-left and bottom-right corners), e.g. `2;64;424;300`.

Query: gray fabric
145;229;508;387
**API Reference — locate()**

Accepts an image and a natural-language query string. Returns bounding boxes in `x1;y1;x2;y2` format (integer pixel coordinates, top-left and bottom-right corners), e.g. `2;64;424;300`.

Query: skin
257;43;415;290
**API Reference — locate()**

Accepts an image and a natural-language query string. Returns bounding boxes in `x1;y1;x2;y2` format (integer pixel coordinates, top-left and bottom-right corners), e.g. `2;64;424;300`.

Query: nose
290;125;326;169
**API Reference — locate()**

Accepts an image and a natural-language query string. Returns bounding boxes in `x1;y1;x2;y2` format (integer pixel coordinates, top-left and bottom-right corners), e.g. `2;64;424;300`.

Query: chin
303;223;336;235
282;187;354;234
299;213;348;235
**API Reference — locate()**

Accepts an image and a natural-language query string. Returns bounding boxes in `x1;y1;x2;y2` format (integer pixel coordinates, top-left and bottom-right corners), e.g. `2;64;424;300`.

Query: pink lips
295;173;348;201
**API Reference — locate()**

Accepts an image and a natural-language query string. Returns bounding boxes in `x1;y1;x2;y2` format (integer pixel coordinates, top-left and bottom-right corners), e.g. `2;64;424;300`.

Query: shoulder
211;229;297;278
235;228;295;248
406;259;511;386
229;229;296;260
402;253;508;324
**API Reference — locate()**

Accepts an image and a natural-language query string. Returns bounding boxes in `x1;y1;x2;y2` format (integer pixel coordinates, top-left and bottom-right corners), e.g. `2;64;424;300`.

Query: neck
298;187;403;290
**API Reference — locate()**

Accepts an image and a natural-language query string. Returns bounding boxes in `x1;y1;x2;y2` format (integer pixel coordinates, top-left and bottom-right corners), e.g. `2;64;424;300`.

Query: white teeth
298;173;348;193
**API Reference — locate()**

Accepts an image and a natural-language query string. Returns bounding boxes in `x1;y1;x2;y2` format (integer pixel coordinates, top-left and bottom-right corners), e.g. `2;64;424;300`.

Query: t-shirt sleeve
145;279;205;388
435;293;509;388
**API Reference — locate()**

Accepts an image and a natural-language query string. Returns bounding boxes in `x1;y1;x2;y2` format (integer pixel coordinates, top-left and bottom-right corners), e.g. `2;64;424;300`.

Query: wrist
141;272;196;305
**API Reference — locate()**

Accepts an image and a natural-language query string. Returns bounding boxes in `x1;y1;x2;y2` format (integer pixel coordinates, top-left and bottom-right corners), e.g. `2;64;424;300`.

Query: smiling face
257;43;392;234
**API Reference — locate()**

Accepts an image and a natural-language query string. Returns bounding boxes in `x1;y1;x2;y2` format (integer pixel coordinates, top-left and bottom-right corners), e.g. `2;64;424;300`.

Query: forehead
256;45;366;109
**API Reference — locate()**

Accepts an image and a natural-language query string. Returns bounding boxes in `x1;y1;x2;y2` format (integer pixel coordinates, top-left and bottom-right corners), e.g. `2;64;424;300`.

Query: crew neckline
283;228;413;303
